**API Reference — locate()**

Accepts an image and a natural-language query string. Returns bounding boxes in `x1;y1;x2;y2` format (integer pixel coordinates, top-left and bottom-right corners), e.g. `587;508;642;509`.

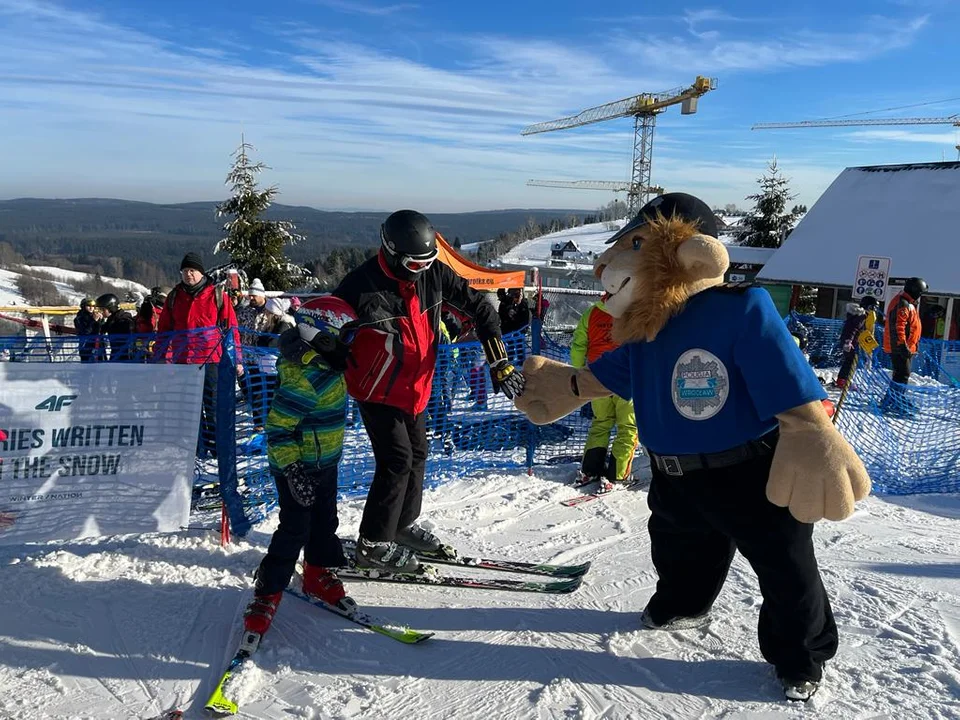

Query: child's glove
284;462;315;507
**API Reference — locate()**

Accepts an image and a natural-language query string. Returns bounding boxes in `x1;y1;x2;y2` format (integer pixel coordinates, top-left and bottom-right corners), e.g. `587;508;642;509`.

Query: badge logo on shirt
672;349;729;420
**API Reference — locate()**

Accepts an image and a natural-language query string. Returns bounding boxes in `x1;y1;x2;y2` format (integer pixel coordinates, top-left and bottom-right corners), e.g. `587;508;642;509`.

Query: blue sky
1;0;958;213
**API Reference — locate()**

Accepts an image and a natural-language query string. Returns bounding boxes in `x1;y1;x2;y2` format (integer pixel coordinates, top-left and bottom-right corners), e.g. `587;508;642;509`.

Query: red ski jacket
333;251;502;416
154;280;242;364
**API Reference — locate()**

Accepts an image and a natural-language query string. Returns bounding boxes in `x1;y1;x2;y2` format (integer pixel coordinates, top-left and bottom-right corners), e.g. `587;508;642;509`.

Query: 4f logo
35;395;77;412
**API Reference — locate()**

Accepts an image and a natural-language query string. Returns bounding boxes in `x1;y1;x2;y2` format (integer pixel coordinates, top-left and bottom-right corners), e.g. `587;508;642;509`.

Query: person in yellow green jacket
569;296;640;491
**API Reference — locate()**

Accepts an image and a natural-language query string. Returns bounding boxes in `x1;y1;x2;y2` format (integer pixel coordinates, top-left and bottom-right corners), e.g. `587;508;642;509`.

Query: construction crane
525;179;664;208
752;115;960;130
521;76;717;215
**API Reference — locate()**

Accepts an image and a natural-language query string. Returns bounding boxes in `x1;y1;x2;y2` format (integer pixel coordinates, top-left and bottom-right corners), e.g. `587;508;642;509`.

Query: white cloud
619;15;929;73
310;0;419;16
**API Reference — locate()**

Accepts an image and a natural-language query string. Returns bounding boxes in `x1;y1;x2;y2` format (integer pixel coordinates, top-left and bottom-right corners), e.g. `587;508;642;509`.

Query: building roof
756;161;960;296
726;245;775;266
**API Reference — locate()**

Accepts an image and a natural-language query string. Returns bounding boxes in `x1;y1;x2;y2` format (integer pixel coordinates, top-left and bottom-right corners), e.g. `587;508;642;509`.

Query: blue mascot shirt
589;286;827;455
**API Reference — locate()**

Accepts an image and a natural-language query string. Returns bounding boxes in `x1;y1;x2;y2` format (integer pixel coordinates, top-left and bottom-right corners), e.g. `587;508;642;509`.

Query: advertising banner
0;362;204;544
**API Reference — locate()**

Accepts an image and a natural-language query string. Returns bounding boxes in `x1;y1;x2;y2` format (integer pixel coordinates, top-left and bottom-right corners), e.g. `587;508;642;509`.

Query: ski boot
396;523;457;561
354;537;420;574
640;605;711;631
302;563;346;605
573;472;600;488
243;591;282;635
780;677;820;702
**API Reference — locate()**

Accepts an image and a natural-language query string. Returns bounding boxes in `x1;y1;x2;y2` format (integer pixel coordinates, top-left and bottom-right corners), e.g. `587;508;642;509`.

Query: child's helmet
295;295;358;348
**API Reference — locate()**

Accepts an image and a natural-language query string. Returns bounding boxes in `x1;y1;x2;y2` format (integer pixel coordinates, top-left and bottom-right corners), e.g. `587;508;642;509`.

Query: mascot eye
632;237;642;250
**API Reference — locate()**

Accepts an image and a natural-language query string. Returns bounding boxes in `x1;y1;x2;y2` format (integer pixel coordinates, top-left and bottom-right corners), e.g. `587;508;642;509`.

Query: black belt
648;429;779;477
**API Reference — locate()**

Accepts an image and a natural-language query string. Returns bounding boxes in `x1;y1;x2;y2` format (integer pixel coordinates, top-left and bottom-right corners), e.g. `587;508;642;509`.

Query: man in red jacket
154;253;244;454
285;210;525;573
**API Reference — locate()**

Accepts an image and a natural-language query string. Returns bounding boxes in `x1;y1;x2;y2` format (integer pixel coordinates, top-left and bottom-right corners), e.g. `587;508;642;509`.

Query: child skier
569;295;639;492
243;295;358;637
835;295;878;389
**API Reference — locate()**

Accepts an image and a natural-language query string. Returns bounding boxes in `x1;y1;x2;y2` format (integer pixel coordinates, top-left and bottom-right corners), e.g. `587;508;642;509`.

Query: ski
284;586;434;644
203;629;262;716
561;477;644;507
341;538;590;579
335;562;583;594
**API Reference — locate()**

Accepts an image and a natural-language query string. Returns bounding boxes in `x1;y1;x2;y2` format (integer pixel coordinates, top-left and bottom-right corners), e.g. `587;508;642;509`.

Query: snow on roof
501;219;774;272
756;162;960;295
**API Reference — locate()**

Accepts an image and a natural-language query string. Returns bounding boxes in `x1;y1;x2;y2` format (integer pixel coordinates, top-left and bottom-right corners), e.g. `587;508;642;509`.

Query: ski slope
1;459;959;719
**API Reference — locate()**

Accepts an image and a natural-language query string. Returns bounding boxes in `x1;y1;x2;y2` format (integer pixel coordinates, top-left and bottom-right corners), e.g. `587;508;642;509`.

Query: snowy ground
2;457;959;719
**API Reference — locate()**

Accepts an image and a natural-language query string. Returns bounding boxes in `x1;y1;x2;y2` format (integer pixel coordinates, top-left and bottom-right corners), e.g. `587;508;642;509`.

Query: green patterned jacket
266;357;346;471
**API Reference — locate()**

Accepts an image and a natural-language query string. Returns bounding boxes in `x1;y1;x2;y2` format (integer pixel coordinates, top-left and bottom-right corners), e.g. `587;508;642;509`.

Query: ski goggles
399;250;438;273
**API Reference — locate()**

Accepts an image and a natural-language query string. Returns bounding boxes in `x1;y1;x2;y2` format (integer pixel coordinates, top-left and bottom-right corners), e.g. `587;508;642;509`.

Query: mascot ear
676;234;729;281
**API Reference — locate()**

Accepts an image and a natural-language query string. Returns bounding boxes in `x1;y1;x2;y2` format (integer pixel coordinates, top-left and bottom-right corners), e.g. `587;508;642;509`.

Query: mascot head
594;193;729;344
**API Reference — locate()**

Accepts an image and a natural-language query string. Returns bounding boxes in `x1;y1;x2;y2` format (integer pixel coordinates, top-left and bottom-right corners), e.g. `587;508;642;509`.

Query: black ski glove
490;359;525;399
278;326;349;371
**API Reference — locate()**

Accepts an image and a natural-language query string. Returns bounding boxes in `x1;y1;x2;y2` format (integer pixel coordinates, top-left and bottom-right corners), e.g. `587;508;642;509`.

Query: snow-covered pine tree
215;138;307;291
738;158;807;249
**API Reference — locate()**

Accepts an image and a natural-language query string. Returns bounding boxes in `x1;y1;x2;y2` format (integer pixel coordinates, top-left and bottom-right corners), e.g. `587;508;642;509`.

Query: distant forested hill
0;198;589;286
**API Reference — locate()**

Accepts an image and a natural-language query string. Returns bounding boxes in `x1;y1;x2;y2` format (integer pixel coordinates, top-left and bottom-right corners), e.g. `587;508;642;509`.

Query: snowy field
0;266;149;308
2;457;959;719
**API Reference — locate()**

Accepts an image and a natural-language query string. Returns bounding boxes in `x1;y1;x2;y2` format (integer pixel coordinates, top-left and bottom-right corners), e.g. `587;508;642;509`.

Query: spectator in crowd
497;288;531;335
75;297;101;363
835;295;878;389
880;277;925;417
153;252;243;456
96;293;136;362
569;294;639;491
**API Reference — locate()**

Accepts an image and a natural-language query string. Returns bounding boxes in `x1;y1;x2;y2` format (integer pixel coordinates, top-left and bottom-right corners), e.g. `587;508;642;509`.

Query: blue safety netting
3;304;959;537
786;311;960;494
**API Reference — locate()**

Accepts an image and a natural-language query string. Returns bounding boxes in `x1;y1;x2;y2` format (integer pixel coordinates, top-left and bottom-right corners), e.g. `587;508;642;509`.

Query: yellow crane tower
521;76;717;215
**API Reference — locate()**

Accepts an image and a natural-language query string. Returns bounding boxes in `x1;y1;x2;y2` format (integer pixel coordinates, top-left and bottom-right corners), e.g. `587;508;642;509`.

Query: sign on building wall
0;363;204;545
854;255;892;303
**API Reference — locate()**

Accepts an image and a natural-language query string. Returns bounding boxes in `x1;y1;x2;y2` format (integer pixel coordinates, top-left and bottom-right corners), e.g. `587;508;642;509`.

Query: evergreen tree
453;236;462;249
215;137;306;290
738;158;807;249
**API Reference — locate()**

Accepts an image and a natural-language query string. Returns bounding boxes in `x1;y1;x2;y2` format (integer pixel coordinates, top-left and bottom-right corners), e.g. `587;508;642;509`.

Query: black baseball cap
605;192;719;244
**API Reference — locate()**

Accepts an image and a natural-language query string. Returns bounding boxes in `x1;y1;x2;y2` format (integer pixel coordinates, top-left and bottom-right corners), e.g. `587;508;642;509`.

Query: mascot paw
767;423;871;524
514;356;588;425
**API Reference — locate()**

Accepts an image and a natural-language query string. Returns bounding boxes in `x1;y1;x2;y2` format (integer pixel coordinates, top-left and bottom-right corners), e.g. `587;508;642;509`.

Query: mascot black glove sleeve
278;326;349;371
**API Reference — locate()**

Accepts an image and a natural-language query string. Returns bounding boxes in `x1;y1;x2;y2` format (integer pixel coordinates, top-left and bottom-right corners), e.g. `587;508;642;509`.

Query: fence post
525;315;542;475
216;330;249;538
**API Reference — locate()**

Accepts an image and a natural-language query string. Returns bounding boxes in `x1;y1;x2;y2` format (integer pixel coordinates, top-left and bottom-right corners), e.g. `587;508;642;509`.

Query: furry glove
514;356;611;425
768;400;872;523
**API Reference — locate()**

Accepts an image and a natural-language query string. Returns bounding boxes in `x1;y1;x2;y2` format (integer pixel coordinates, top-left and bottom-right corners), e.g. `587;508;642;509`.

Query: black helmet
96;293;120;313
80;297;96;309
904;277;927;299
380;209;439;280
859;295;879;310
149;286;167;307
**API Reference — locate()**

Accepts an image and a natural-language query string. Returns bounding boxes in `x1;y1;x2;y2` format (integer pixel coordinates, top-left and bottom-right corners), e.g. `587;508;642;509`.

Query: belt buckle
659;455;683;476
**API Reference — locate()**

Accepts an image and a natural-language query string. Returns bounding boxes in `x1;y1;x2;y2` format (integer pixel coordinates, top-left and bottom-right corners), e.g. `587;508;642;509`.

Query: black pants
356;401;428;542
645;442;838;682
255;465;345;595
837;350;856;383
891;351;913;384
197;363;218;456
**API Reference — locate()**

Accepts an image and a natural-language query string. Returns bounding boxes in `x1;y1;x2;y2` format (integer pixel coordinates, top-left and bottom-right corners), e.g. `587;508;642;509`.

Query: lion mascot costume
514;192;871;702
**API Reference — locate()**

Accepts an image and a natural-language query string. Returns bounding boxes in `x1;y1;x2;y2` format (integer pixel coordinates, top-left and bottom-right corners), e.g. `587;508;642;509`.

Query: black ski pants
255;465;345;595
356;401;428;542
644;438;838;683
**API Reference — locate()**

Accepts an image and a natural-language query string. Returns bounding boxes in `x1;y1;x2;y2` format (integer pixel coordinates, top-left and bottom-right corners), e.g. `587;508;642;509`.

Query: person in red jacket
880;276;925;416
283;210;524;573
154;253;244;455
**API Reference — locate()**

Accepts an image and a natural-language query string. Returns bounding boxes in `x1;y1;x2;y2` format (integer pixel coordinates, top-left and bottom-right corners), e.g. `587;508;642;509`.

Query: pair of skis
202;544;591;715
